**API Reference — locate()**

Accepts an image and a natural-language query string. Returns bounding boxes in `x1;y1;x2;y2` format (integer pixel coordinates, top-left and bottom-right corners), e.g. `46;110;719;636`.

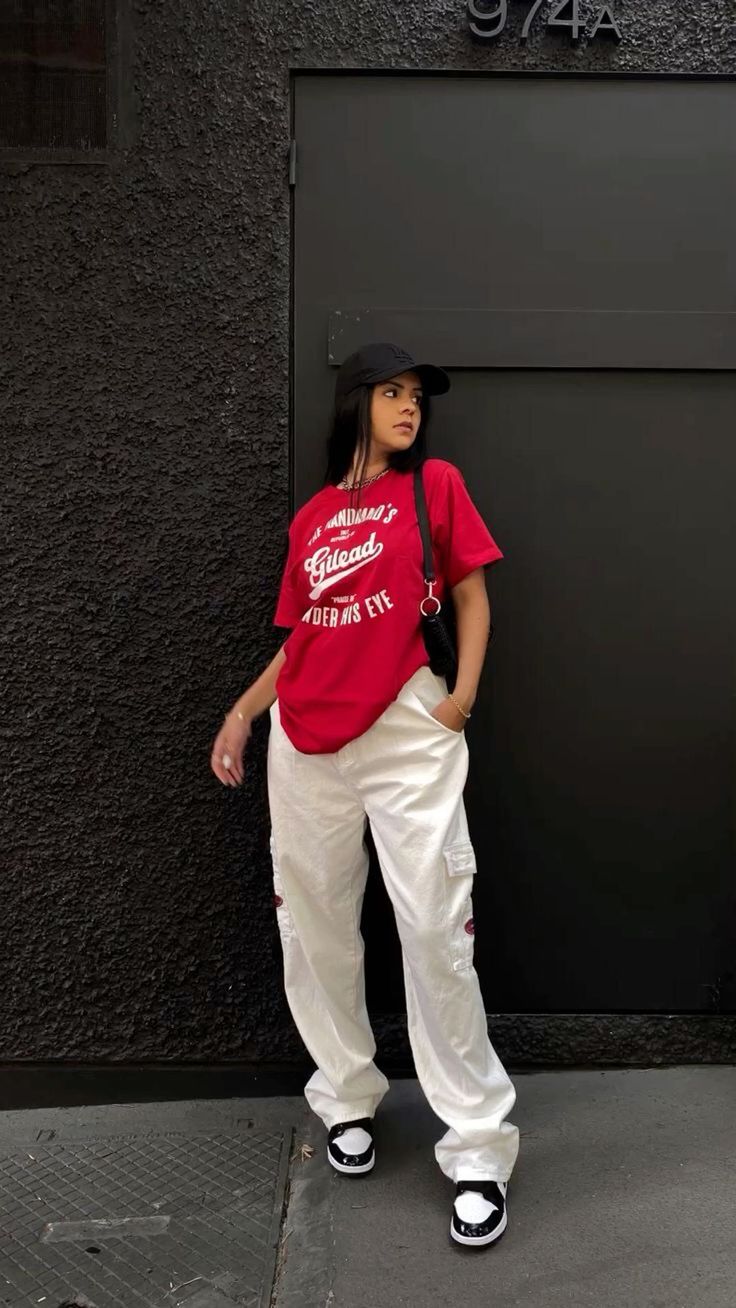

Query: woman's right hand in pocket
210;710;252;787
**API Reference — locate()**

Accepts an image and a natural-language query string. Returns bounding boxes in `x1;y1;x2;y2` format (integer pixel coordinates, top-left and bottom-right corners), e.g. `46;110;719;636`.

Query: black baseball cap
334;342;450;401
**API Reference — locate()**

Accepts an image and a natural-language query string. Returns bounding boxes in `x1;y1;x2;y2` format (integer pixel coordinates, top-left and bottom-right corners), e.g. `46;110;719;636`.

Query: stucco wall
3;1;734;1063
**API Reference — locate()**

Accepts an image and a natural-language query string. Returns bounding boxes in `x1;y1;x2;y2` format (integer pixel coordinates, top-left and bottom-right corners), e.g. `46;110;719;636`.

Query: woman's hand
210;710;253;786
429;697;467;733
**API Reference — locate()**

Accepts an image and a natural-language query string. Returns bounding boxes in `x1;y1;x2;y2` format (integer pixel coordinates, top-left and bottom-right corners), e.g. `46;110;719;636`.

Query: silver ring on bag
420;579;441;617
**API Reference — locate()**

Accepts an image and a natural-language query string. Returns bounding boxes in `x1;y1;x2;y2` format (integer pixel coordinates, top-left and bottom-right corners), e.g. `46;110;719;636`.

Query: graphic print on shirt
299;500;401;627
306;532;383;600
273;460;504;754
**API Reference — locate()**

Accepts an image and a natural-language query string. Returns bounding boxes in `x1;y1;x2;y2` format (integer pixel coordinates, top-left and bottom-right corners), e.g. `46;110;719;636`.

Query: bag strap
413;466;436;583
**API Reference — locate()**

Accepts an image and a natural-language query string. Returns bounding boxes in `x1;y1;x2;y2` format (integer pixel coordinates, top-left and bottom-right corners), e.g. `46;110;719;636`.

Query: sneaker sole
327;1149;376;1175
450;1206;508;1247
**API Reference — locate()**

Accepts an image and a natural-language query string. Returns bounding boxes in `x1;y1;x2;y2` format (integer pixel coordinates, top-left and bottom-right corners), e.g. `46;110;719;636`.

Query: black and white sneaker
326;1117;375;1174
450;1179;508;1247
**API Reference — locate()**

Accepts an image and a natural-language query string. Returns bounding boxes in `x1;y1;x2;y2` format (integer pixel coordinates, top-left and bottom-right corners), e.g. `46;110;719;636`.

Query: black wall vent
0;0;106;150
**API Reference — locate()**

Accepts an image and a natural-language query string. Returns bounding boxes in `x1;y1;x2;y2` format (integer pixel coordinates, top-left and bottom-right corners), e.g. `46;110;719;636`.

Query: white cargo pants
266;663;519;1183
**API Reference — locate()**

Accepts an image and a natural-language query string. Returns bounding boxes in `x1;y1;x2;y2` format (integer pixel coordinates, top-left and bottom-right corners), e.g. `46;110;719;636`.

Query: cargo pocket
270;832;295;941
444;842;477;877
443;841;477;972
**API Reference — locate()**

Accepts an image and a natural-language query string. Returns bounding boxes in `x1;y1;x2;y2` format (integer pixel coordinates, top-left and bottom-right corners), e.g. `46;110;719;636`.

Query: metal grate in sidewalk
0;1128;292;1308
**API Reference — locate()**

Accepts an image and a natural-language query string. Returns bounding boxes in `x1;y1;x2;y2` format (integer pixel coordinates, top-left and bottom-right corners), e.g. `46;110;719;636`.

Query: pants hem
449;1167;515;1184
309;1103;379;1131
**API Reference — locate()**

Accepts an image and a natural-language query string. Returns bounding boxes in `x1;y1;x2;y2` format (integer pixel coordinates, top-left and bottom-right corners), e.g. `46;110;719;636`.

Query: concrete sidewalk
0;1067;734;1307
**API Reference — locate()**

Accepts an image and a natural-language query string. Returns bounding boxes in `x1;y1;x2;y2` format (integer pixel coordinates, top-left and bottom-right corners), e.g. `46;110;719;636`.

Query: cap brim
414;363;451;396
336;359;451;399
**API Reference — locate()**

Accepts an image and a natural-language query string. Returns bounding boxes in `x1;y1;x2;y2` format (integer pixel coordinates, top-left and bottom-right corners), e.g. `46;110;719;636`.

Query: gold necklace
338;466;390;491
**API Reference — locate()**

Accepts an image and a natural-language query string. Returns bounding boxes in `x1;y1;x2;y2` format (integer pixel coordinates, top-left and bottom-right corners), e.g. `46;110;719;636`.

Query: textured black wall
3;1;735;1064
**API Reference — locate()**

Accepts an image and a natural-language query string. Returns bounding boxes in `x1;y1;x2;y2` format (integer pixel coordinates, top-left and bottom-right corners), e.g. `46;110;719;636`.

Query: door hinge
289;139;297;187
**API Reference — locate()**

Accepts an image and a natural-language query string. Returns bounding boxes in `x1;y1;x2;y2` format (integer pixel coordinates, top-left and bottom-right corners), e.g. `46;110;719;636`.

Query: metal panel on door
292;74;736;1014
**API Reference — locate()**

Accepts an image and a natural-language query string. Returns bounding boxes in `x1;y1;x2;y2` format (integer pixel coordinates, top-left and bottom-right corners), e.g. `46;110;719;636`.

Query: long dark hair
323;384;433;511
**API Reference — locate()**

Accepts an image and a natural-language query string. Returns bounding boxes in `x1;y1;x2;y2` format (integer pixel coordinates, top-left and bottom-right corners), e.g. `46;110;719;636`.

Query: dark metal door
292;74;736;1014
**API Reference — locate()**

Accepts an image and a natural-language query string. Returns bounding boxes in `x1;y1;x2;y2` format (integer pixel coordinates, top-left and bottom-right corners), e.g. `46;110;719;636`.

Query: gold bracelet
447;692;471;720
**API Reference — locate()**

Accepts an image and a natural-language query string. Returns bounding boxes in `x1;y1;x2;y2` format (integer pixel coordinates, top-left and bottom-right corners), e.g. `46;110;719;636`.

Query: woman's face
369;370;423;455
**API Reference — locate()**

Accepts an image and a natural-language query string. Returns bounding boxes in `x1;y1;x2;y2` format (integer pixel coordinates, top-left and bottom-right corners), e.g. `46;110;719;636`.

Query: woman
210;342;519;1248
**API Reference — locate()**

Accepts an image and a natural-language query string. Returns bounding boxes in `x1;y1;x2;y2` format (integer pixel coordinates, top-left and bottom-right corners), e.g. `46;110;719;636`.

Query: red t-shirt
272;458;503;754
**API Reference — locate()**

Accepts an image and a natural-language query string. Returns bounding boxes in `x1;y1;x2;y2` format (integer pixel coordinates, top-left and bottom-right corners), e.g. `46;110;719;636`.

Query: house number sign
467;0;622;43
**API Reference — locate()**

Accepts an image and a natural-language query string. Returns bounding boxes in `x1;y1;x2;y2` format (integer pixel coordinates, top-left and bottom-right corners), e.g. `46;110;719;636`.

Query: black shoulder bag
413;466;459;692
